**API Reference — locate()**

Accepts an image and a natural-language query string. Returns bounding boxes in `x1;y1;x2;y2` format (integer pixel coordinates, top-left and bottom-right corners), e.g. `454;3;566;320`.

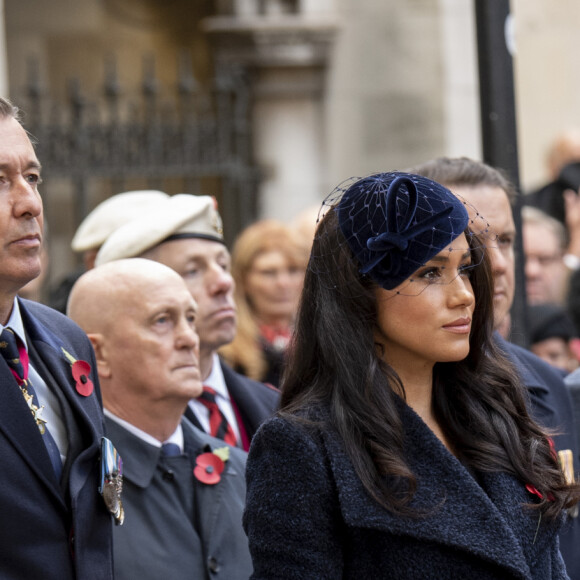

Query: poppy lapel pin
194;446;230;485
61;347;94;396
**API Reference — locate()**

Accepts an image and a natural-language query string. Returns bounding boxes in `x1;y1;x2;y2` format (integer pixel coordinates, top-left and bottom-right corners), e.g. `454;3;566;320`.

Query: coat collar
104;417;161;488
105;415;241;489
320;399;560;579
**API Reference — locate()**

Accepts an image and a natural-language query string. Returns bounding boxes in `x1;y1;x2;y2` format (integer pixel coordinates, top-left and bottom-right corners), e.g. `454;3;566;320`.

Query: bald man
68;259;252;580
95;194;279;450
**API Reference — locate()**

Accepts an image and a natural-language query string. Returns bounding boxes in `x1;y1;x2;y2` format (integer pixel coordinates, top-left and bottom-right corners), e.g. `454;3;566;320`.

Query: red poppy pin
194;446;229;485
62;348;94;396
525;483;554;502
525;483;544;499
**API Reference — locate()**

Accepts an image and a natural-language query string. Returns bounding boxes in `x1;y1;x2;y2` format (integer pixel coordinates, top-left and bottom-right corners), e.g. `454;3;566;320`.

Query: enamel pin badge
99;437;124;525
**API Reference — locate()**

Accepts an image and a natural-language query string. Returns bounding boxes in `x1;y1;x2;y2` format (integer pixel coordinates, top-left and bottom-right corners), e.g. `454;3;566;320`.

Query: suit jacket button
208;557;220;573
162;470;175;482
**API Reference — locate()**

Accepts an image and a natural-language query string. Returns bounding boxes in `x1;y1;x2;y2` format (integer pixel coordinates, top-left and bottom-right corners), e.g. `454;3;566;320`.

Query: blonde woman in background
220;220;308;387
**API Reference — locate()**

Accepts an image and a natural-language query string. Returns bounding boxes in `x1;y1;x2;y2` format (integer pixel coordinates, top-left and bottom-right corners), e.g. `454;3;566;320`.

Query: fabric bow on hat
362;176;454;279
337;171;469;290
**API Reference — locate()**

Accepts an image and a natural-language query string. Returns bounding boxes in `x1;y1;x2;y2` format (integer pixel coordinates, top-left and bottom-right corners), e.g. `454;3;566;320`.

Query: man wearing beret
97;194;279;450
0;96;116;578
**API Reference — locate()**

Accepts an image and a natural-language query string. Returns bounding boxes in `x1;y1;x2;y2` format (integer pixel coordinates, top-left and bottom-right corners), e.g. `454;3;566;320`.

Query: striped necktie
197;386;237;447
0;327;63;480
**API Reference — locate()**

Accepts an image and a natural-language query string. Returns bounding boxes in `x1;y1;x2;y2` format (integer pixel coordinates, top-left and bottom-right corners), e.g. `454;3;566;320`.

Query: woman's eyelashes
416;261;473;283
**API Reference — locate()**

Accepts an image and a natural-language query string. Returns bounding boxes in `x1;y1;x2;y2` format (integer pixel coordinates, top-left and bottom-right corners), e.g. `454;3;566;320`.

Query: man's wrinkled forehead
119;274;196;315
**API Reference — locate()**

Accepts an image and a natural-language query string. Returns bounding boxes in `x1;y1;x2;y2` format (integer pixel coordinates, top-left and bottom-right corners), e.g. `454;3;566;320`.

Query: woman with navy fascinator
243;172;580;579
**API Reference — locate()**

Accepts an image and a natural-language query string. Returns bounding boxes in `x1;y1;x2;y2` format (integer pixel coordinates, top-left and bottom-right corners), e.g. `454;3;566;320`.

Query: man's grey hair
0;97;21;122
407;156;517;205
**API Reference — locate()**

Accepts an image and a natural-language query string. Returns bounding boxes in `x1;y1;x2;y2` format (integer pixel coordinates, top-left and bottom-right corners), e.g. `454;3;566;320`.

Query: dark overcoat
244;399;567;580
107;416;252;580
0;298;114;580
498;335;580;580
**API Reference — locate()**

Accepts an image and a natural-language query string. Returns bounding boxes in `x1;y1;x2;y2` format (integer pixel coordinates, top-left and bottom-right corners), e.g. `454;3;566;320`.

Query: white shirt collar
0;298;28;351
204;353;230;401
104;408;184;451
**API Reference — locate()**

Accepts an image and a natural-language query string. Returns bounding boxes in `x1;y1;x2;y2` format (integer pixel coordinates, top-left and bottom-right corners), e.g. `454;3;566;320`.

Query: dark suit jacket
0;298;113;580
525;180;568;225
497;335;580;580
565;367;580;458
245;401;566;580
107;416;252;580
186;358;279;449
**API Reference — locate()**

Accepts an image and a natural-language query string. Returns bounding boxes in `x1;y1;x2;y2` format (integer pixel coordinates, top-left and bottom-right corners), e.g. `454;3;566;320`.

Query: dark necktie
161;442;181;457
197;386;238;446
0;327;63;480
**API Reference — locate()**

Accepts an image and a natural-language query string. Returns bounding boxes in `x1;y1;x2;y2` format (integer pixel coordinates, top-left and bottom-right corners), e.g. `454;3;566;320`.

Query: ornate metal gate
18;54;259;252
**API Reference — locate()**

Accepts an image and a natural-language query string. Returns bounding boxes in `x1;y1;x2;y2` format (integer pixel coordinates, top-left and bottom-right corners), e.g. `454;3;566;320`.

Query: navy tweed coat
244;399;568;579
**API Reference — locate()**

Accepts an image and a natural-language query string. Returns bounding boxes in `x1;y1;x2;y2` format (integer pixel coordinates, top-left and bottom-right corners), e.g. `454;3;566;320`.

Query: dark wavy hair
280;208;580;519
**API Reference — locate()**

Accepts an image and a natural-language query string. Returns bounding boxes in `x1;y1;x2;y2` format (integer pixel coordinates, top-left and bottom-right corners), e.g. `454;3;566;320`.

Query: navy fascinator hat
336;172;469;290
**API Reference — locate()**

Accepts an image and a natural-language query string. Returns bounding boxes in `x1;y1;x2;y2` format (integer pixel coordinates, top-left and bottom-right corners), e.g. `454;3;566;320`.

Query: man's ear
87;333;111;379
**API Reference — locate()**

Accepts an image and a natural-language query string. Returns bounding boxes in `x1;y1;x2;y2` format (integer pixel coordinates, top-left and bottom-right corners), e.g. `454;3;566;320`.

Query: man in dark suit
68;258;252;580
0;96;115;578
96;194;279;450
411;156;580;580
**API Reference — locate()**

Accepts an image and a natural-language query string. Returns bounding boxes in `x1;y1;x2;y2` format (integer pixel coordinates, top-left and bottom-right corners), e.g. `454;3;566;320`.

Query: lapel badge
99;437;124;525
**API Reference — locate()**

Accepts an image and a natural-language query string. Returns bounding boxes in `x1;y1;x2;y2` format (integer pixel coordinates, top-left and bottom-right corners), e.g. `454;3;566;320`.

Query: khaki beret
71;190;169;252
95;194;224;266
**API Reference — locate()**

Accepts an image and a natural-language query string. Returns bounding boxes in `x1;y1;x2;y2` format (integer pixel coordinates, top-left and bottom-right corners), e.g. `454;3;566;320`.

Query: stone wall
2;0;579;289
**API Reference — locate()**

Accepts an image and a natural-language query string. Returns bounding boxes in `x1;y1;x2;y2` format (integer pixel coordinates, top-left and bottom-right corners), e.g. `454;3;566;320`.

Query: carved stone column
202;2;338;222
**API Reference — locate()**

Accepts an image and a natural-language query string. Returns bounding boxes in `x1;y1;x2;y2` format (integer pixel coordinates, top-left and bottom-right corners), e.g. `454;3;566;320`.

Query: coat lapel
19;301;103;498
185;422;227;538
220;361;252;434
219;359;279;442
0;356;64;500
183;419;244;550
478;470;560;570
322;400;550;579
